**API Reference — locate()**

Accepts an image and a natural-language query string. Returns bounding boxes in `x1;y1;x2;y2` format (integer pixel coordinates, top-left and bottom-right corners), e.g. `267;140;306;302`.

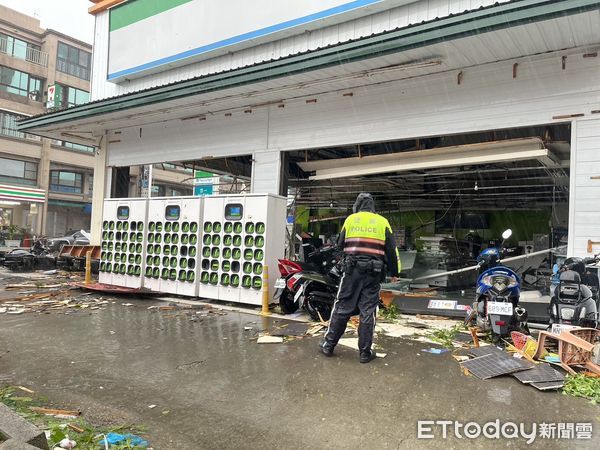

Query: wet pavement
1;296;599;448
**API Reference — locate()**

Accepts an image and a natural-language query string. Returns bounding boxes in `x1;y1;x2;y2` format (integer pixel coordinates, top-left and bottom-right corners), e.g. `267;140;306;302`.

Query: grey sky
0;0;94;44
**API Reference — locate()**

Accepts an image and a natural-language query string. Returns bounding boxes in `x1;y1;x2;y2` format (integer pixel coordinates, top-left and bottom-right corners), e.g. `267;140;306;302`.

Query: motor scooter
465;229;529;342
548;254;600;330
274;244;342;321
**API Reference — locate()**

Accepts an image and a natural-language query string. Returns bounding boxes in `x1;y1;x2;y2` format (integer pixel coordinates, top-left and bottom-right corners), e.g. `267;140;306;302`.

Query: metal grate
513;364;565;384
461;353;534;379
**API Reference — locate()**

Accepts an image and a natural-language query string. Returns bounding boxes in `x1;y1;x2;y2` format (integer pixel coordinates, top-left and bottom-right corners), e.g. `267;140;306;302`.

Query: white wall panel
569;118;600;257
266;55;600;151
107;109;269;166
106;54;600;168
251;151;282;195
91;0;511;101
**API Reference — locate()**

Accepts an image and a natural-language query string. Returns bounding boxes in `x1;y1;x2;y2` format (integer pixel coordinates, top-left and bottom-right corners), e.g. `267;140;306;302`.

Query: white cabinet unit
144;197;204;296
98;198;148;288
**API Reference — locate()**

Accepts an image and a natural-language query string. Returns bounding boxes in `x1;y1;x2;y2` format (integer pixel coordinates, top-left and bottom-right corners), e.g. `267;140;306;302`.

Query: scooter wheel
491;332;502;345
305;300;332;322
279;291;299;314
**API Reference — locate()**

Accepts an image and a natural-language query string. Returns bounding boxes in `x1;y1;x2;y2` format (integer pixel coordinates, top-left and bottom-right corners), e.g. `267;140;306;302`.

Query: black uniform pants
324;266;380;354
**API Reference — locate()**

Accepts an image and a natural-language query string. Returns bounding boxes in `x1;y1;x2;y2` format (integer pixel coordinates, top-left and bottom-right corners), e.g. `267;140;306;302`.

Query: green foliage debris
426;324;465;349
562;375;600;404
379;303;399;320
0;386;147;449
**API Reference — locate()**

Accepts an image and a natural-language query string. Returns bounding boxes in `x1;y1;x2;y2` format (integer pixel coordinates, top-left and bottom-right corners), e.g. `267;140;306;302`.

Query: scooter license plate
550;323;578;335
274;278;286;289
487;302;513;316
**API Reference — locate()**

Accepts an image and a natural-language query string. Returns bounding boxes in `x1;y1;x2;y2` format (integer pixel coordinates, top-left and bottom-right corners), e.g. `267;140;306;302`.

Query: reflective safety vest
341;211;391;258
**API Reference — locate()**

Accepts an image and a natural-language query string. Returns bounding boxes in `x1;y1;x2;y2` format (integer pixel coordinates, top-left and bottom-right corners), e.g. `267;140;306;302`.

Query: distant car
48;229;90;251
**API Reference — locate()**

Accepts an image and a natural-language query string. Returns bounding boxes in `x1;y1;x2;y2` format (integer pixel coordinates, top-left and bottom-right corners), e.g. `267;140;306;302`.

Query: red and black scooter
273;244;343;321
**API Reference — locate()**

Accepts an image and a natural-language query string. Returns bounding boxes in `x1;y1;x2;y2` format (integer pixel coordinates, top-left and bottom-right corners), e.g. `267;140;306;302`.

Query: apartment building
0;5;94;239
0;5;193;241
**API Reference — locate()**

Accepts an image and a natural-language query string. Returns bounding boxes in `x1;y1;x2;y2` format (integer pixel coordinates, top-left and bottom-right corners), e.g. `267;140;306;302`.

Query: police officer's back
321;193;401;363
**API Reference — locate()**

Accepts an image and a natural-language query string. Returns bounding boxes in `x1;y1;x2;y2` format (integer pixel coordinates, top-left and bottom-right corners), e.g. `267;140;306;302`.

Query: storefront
0;183;46;244
17;0;600;260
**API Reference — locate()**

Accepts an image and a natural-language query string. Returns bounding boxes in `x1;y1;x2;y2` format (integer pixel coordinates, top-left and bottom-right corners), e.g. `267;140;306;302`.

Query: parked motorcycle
465;229;529;342
2;236;54;271
274;244;343;321
548;255;600;329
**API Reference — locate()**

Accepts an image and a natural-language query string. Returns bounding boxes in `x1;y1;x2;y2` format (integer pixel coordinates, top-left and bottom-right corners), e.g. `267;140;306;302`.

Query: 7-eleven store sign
0;184;46;203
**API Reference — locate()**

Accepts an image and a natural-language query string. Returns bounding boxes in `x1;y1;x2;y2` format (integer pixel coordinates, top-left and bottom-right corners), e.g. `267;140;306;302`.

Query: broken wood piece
67;423;85;433
30;407;80;418
16;386;34;394
469;327;480;348
582;371;600;378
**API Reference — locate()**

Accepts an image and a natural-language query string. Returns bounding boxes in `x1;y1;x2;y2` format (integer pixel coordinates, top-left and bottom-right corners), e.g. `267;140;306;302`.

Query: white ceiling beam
310;148;550;180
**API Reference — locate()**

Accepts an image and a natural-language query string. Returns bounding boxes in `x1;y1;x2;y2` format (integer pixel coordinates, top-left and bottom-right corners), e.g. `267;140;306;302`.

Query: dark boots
359;350;376;363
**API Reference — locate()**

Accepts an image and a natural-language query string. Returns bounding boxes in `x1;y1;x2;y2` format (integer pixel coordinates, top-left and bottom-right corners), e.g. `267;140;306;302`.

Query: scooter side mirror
501;229;512;240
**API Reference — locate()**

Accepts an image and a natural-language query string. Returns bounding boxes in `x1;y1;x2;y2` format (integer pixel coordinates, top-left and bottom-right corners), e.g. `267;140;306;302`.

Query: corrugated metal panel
91;11;110;101
569;118;600;257
92;0;513;100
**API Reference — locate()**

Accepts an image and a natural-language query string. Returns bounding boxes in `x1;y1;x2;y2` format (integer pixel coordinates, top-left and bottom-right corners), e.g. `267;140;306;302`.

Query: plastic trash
421;348;449;354
98;433;148;448
59;437;76;449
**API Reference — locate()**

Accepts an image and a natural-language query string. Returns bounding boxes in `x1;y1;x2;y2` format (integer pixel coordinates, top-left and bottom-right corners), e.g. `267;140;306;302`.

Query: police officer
320;193;401;363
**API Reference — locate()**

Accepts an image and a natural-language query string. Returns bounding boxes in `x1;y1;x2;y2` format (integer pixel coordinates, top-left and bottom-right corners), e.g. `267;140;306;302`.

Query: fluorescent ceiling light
301;138;558;180
0;201;22;206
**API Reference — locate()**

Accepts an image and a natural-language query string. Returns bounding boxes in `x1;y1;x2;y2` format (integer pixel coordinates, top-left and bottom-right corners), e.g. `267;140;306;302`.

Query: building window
0;66;43;101
50;170;83;193
56;42;91;81
0;110;39;140
0;33;45;65
0;157;38;186
62;141;95;153
56;84;89;108
151;184;166;197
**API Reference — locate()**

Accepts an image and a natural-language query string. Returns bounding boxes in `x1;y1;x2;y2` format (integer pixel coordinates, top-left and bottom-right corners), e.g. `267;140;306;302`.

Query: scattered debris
16;386;34;394
270;322;310;337
460;353;534;380
99;433;148;448
422;348;449;355
66;423;84;433
562;374;600;403
426;324;465;349
58;437;77;449
337;338;386;357
148;404;157;409
257;335;284;344
513;364;565;384
30;407;80;419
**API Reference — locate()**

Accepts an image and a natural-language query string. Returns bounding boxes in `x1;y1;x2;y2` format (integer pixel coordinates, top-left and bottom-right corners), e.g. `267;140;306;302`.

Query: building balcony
0;112;41;141
0;35;49;67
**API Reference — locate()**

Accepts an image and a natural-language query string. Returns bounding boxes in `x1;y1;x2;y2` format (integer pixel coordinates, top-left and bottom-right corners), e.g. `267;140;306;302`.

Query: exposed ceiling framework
287;124;571;212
